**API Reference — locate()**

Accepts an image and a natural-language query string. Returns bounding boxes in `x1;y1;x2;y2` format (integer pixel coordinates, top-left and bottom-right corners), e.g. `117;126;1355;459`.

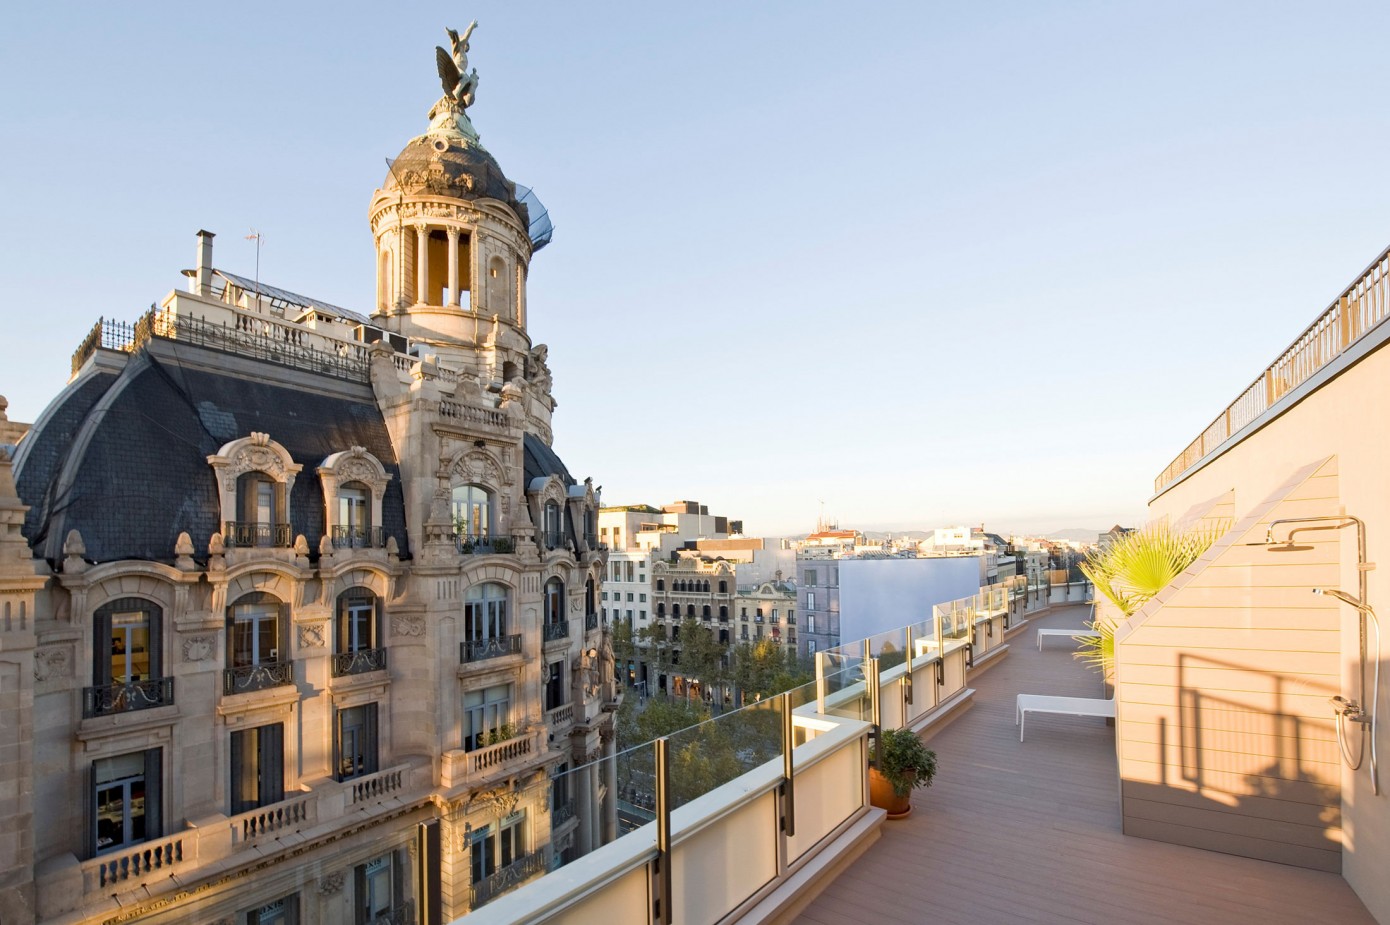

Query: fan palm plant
1078;522;1225;677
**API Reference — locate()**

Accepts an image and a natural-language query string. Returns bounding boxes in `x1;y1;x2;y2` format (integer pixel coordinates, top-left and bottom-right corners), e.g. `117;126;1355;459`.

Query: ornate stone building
0;26;616;925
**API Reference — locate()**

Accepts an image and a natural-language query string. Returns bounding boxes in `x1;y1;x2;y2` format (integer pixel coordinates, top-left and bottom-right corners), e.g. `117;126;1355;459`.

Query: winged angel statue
436;22;479;109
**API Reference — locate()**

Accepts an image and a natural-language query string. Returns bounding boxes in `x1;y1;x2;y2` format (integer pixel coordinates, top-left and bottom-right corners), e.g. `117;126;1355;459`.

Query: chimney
194;230;215;296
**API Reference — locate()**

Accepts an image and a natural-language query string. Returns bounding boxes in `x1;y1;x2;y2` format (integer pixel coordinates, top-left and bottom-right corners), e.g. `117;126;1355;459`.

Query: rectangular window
807;591;816;611
611;563;620;582
232;600;282;668
807;640;817;655
464;684;512;751
245;894;299;925
355;852;406;925
545;660;565;710
639;593;647;603
639;610;646;620
808;615;816;633
470;812;526;885
93;749;160;856
338;486;369;532
804;570;816;586
336;703;380;781
830;568;838;585
626;593;634;602
626;562;635;582
338;593;376;654
231;724;284;814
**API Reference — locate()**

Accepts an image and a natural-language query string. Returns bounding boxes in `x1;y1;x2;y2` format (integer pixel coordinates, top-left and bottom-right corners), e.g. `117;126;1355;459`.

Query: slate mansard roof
13;345;409;566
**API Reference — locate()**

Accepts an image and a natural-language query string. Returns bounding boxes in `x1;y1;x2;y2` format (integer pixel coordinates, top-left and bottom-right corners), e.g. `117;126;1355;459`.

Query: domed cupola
368;23;552;366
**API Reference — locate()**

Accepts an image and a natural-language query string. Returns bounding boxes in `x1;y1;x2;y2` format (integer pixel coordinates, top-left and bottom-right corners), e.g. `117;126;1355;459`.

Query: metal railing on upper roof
1155;244;1390;494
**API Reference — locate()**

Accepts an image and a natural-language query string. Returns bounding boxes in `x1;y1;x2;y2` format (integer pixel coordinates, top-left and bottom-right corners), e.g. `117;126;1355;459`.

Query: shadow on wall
1133;651;1342;855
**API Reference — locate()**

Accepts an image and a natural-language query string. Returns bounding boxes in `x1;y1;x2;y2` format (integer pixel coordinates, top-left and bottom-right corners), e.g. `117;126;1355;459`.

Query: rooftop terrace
796;605;1374;925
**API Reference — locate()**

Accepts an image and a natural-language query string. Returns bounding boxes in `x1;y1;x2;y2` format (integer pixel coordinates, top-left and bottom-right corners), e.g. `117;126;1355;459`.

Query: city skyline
4;3;1389;536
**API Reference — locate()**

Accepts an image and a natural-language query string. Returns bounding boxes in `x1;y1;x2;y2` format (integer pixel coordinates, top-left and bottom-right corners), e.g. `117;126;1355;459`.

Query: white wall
838;557;981;641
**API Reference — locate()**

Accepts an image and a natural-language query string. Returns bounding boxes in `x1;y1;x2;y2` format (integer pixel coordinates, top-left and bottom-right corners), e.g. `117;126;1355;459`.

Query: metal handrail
1156;243;1390;493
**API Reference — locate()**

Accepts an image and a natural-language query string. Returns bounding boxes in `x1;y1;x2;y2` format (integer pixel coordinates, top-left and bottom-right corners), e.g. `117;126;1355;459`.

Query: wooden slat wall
1115;458;1344;871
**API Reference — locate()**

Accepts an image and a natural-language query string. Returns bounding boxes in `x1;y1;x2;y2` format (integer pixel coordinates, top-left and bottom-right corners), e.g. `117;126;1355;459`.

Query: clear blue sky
3;2;1388;537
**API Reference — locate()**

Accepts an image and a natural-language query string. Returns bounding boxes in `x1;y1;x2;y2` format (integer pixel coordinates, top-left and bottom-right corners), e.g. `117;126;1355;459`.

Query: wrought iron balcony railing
330;525;383;549
585;612;599;632
543;620;570;642
471;850;548;908
461;634;522;664
455;533;515;555
223;521;292;548
331;647;388;677
82;677;174;717
223;660;294;695
551;799;575;829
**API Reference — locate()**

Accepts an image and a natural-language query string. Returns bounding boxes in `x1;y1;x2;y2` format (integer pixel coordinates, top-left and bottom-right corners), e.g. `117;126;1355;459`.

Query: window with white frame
452;484;493;540
464;683;512;751
471;812;526;884
463;583;509;642
229;593;284;668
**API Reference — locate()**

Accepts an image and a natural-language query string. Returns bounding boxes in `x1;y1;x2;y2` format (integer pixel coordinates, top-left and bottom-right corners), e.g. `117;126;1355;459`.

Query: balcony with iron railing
331;647;388;677
82;677;174;718
461;634;523;664
1156;243;1390;494
455;533;515;555
223;521;292;548
223;660;293;695
584;612;599;633
330;524;384;549
471;850;548;909
543;620;570;643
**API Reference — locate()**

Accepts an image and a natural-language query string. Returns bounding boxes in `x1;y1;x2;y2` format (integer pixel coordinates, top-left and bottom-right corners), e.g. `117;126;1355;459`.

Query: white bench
1015;694;1115;741
1036;628;1100;651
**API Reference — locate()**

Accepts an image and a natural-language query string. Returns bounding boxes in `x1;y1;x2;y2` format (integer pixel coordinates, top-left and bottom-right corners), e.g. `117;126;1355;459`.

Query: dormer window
234;472;288;547
318;447;392;550
208;433;301;550
336;483;372;547
544;501;563;549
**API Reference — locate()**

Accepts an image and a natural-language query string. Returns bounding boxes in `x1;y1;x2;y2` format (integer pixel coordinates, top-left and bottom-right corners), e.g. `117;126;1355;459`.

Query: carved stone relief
182;635;216;662
317;872;344;895
393;614;426;638
33;646;72;682
298;623;326;649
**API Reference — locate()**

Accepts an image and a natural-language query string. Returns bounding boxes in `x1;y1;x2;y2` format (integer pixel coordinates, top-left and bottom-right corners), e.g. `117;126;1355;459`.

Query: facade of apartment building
733;580;797;648
1131;243;1390;920
796;558;841;658
647;557;737;695
0;34;619;925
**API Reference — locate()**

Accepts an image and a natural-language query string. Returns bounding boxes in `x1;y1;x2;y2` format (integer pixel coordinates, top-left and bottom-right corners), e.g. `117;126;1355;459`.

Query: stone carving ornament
33;646;72;681
393;613;426;638
318;872;345;895
298;623;326;649
183;635;216;662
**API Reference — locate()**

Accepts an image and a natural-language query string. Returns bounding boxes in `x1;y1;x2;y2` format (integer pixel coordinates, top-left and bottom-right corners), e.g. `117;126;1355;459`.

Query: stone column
415;225;429;305
575;759;595;855
446;229;460;306
601;729;618;844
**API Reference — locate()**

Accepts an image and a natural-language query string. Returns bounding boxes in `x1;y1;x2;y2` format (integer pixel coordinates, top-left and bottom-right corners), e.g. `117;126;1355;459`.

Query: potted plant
868;727;938;819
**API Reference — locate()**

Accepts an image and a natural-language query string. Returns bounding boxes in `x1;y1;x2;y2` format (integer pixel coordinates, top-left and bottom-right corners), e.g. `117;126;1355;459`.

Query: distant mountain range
807;527;1106;544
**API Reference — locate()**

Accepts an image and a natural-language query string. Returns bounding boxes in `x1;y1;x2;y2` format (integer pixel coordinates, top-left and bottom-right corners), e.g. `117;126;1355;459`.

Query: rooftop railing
1156;244;1390;494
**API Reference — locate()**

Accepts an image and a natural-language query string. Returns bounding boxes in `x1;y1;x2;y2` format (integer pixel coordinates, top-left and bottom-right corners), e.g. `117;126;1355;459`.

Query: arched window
702;605;711;620
544;578;565;626
655;579;665;592
334;588;384;676
656;602;666;617
377;247;393;312
719;605;728;621
452;484;493;541
702;581;710;593
89;598;168;716
718;580;727;594
226;592;290;693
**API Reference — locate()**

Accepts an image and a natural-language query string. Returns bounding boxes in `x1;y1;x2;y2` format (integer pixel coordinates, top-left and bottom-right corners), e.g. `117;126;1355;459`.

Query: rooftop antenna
244;230;263;311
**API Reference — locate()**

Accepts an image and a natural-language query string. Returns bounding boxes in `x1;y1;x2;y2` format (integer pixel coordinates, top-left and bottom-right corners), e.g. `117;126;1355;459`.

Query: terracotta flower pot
868;766;913;819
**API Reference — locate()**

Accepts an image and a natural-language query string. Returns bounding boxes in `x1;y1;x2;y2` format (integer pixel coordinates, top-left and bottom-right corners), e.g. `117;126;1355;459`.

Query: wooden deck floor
794;605;1374;925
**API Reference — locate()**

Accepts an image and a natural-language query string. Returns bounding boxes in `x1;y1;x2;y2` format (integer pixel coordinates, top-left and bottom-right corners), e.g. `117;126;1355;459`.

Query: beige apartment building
0;30;617;925
1122;243;1390;918
733;580;797;648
